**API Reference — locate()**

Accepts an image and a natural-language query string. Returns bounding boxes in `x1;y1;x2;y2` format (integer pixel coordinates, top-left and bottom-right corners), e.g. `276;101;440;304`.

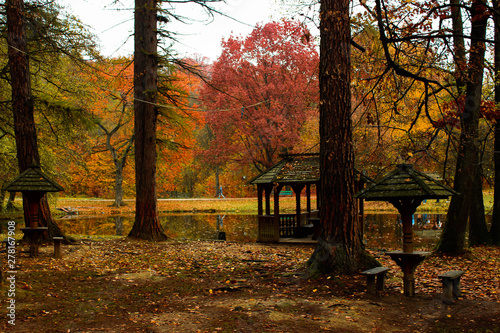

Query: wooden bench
438;270;464;304
361;267;389;294
279;190;293;196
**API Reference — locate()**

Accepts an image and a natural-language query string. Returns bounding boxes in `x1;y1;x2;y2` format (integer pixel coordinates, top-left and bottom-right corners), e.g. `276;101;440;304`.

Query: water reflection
364;213;447;250
54;214;258;242
2;213;458;249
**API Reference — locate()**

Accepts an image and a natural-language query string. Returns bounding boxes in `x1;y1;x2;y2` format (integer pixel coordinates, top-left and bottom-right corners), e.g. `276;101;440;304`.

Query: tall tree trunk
308;0;374;275
469;164;490;245
6;192;16;211
6;0;63;239
491;0;500;246
215;166;220;197
437;0;488;253
0;190;5;213
128;0;167;241
114;165;124;207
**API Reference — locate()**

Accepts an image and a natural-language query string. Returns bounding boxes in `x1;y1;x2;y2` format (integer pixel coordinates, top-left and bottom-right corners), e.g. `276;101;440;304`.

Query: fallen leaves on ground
1;240;499;333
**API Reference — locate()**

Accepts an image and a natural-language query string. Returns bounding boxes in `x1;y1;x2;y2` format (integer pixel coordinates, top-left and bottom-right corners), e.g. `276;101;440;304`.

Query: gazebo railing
257;215;277;242
258;212;314;242
279;214;296;237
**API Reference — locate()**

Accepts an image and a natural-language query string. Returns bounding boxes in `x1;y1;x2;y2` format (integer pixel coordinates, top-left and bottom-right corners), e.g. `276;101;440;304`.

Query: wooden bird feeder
355;164;458;296
3;165;63;257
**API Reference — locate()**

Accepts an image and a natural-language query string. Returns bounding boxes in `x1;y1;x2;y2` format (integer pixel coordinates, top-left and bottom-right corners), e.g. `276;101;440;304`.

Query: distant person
218;185;225;199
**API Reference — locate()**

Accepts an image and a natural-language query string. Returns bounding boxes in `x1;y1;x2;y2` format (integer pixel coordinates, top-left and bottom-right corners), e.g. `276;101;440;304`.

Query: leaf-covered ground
1;240;499;332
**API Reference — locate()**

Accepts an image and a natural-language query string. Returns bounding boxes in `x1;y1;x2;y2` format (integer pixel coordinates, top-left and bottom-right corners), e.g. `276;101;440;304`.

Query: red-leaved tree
200;20;319;173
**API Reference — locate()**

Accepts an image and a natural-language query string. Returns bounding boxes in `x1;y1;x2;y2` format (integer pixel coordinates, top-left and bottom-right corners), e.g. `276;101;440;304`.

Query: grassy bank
52;196;471;216
1;190;494;218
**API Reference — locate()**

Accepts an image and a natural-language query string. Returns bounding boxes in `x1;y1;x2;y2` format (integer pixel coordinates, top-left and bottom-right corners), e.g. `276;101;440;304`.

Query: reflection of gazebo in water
355;164;458;296
250;153;368;243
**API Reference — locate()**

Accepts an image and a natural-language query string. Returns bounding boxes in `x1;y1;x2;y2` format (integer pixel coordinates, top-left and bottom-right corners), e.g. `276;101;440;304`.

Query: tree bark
491;0;500;246
6;192;16;211
114;165;125;207
469;164;490;246
307;0;375;275
437;0;488;253
6;0;63;240
128;0;167;241
105;132;133;208
0;190;6;212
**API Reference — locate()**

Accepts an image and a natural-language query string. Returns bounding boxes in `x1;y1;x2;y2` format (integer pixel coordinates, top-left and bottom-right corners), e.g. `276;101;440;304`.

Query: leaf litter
1;239;499;332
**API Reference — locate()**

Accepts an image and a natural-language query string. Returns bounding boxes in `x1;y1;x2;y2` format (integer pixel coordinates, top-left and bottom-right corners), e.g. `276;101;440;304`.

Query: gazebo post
317;182;321;211
402;212;413;253
292;184;305;237
265;185;272;216
24;192;45;256
306;184;311;217
257;184;264;216
390;198;422;254
26;193;41;228
273;183;283;242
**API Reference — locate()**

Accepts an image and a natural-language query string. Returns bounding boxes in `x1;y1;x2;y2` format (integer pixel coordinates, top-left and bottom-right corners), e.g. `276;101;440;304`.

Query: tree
436;0;490;252
200;20;319;173
6;0;63;238
492;0;500;246
128;0;168;241
307;0;375;275
88;58;135;207
365;0;491;252
156;61;205;197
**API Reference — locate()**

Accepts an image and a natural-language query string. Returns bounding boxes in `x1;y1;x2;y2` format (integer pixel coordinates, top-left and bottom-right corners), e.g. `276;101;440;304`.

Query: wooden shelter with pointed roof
250;153;320;242
3;165;63;257
355;164;458;296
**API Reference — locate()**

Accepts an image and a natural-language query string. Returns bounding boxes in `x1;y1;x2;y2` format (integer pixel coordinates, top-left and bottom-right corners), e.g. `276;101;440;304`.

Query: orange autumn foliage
62;58;204;198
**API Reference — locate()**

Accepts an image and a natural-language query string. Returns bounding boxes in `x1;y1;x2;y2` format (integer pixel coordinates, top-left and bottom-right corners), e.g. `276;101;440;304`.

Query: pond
55;214;259;243
363;213;445;250
0;212;451;250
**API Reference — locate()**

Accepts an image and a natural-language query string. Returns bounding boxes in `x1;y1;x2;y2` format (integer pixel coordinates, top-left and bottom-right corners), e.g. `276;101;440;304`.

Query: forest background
0;0;497;212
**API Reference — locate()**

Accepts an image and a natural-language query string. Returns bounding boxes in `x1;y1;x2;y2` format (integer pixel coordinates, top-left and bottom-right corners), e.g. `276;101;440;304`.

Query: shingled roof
3;165;64;193
250;154;320;185
355;164;458;201
250;153;372;186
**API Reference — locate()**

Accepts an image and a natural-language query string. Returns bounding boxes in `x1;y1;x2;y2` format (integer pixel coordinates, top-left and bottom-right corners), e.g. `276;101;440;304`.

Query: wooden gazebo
250;154;319;242
250;153;369;242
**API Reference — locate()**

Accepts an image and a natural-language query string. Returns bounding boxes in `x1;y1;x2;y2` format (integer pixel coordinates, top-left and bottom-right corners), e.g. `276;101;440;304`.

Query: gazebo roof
250;153;372;186
355;164;458;201
250;154;320;185
3;165;64;193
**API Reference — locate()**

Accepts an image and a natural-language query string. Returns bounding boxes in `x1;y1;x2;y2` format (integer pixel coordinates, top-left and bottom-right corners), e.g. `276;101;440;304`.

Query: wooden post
257;184;263;216
53;237;63;259
265;185;272;216
306;184;311;216
401;213;413;253
292;184;305;237
273;184;282;242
